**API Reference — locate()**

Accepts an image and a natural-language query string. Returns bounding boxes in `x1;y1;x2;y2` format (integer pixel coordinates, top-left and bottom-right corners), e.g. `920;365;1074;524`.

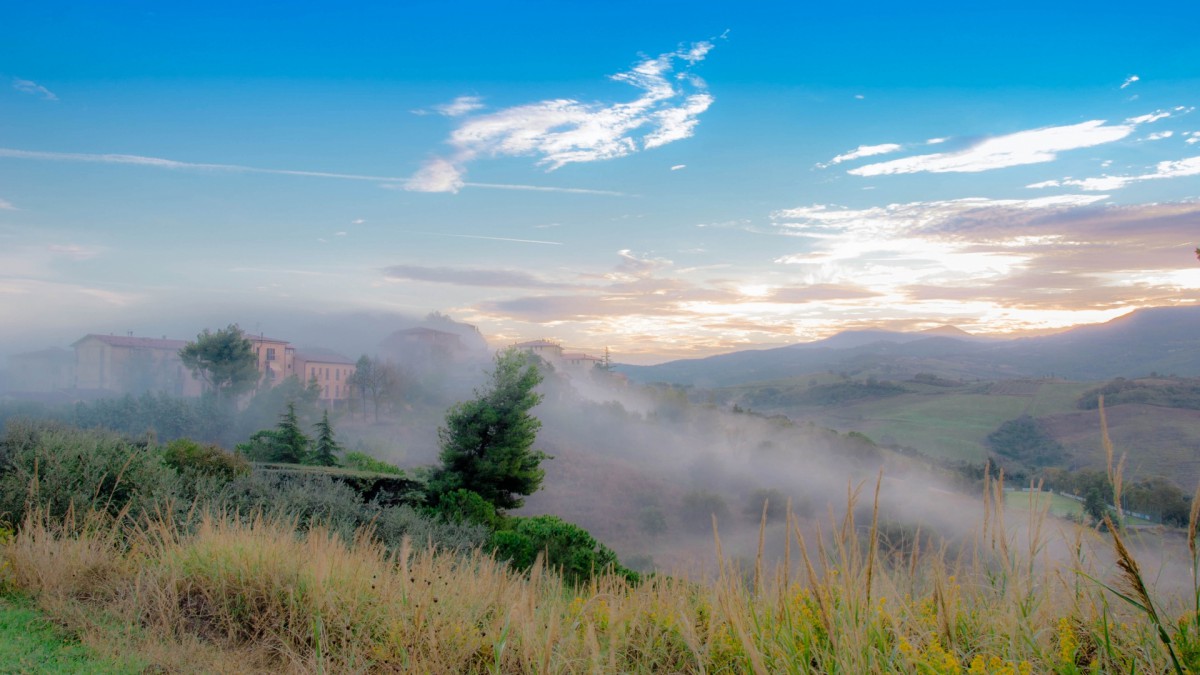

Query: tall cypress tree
311;410;342;467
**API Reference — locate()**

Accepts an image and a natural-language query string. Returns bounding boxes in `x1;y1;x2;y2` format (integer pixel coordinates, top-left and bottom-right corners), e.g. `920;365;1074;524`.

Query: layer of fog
2;310;1187;596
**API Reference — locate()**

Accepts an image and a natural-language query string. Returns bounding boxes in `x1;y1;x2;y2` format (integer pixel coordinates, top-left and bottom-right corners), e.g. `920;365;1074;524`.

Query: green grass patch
0;595;141;674
1003;489;1083;519
806;381;1092;462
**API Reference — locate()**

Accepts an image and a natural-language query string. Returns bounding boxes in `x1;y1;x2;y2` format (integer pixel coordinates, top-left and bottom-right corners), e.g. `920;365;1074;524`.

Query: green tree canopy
986;415;1065;468
311;410;342;467
237;401;310;464
429;348;547;511
179;324;259;402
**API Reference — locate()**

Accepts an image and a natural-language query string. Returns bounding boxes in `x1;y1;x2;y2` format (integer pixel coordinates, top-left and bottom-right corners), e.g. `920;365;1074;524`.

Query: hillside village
2;327;613;406
5;332;360;406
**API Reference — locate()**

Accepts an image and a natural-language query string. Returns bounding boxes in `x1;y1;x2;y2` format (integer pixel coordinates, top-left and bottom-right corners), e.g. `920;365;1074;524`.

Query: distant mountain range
617;305;1200;387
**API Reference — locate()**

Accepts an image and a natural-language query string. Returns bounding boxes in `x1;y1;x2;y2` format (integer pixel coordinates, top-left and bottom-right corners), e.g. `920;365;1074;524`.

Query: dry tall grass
3;472;1198;674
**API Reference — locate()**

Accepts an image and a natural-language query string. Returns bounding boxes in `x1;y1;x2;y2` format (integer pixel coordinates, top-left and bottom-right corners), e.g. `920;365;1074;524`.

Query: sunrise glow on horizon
3;2;1199;364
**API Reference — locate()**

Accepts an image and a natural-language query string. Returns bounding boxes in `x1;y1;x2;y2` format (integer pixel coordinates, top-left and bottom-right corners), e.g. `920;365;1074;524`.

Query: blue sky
3;2;1199;363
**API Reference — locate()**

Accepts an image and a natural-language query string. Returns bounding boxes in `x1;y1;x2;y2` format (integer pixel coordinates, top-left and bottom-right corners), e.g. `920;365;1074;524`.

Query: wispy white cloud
772;194;1108;241
0;147;411;181
351;218;365;224
1024;179;1062;189
849;120;1134;176
817;142;903;168
1027;156;1200;191
406;41;716;192
1145;130;1174;141
0;147;617;196
12;78;57;101
1121;74;1140;89
1127;110;1171;124
434;95;485;117
0;198;14;210
670;164;686;171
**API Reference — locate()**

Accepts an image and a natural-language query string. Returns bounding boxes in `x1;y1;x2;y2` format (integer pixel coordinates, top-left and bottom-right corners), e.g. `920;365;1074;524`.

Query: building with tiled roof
71;333;203;396
295;351;356;406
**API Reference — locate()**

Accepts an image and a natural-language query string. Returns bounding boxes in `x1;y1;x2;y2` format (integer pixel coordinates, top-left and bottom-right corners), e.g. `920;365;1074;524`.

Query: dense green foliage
490;515;634;586
429;348;548;511
340;450;405;475
433;488;499;529
1123;476;1191;525
71;391;209;441
0;420;483;553
1078;376;1200;410
237;402;310;463
178;324;260;402
986;415;1065;467
161;438;250;482
215;472;485;550
1042;468;1192;525
0;421;175;525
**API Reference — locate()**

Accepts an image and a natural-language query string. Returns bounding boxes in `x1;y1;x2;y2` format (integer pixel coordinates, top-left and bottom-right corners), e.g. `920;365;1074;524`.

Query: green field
0;596;141;674
1003;489;1083;519
784;381;1092;462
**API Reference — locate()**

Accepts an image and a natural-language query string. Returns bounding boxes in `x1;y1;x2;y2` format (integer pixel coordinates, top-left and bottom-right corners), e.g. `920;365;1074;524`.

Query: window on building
266;348;276;361
336;369;341;381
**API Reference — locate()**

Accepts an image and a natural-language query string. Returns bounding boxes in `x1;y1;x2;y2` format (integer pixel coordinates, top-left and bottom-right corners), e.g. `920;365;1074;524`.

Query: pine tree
311;410;342;467
430;348;548;511
271;402;310;464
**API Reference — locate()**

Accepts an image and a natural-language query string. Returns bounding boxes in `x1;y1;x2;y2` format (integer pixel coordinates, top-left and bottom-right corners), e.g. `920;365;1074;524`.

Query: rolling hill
617;305;1200;387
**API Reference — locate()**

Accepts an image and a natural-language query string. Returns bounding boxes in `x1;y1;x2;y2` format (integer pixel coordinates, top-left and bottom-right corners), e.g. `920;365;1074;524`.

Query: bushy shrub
373;504;489;553
987;415;1065;468
0;420;175;525
341;450;405;475
162;438;249;482
212;471;486;553
215;472;368;541
434;488;499;528
491;515;634;586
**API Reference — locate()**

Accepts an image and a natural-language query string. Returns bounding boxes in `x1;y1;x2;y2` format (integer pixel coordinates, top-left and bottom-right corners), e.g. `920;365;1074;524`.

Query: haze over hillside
618;305;1200;387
